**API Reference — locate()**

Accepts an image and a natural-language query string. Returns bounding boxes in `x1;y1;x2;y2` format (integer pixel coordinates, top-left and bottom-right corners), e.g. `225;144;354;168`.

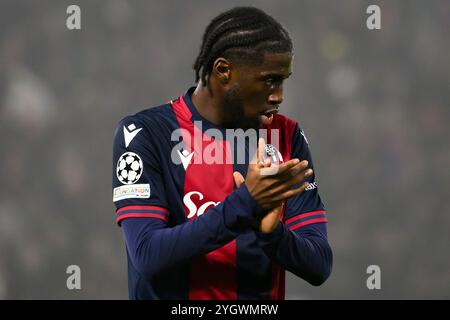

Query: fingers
286;160;310;177
258;137;266;163
273;159;309;180
272;181;309;202
283;167;313;190
261;159;308;179
267;167;313;197
262;157;271;167
233;171;245;188
279;163;312;187
259;158;300;176
250;137;266;164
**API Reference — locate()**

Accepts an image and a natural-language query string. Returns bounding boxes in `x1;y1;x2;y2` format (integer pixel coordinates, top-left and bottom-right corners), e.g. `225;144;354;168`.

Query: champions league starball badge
116;152;144;184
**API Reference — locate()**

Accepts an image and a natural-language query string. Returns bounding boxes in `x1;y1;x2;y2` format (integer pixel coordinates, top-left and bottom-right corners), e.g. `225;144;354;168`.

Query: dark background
0;0;449;299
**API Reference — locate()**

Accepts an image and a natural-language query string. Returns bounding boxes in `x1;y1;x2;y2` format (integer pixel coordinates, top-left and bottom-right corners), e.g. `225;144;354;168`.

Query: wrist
235;184;265;218
256;222;284;241
259;220;280;234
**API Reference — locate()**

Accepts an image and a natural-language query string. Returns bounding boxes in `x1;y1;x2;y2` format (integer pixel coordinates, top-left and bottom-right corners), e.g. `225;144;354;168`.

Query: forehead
247;52;293;76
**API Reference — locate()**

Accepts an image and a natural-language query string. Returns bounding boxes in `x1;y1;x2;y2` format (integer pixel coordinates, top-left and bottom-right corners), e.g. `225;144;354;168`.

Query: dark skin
192;52;294;127
191;52;313;233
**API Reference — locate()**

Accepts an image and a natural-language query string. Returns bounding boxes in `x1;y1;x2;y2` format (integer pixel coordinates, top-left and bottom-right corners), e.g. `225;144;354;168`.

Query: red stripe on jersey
116;205;169;215
265;114;297;163
289;218;328;231
285;210;326;225
116;213;168;223
270;263;285;300
172;97;237;300
264;114;296;300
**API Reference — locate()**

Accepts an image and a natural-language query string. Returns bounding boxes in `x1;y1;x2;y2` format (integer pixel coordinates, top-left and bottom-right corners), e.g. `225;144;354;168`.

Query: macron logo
177;149;194;171
123;124;142;148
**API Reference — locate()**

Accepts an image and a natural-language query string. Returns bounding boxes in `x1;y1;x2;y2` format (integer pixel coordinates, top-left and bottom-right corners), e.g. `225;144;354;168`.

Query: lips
260;105;280;117
259;105;279;126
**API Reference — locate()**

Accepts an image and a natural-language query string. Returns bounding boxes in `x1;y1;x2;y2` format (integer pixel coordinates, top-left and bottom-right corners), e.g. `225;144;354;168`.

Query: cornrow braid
193;7;293;86
193;17;260;77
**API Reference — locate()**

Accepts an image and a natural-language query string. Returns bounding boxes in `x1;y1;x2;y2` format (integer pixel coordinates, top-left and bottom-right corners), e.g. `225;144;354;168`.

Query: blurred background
0;0;449;299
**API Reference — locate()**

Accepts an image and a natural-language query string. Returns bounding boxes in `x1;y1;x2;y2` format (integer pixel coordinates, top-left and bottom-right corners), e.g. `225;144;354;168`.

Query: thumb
233;171;245;188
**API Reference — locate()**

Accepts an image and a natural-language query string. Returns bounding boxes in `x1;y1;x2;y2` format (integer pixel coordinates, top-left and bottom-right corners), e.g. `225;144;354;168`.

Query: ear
213;58;232;83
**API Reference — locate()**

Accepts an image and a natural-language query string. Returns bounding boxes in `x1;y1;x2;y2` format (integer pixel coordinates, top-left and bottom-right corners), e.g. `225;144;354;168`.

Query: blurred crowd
0;0;449;299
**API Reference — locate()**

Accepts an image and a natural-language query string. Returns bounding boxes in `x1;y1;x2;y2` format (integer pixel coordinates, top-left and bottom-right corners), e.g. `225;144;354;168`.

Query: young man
112;7;332;300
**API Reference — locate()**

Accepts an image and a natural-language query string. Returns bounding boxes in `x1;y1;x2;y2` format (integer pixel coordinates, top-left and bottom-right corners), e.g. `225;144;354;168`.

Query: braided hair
193;7;293;86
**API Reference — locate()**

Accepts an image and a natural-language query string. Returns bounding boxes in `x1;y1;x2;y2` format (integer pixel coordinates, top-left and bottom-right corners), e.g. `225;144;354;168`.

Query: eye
265;78;281;87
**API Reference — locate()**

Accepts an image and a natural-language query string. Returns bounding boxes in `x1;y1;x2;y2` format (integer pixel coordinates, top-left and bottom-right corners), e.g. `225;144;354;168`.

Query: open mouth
259;105;279;125
259;105;280;117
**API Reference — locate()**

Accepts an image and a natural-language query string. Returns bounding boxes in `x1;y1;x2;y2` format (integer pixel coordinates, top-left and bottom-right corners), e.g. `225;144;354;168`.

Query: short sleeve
283;124;327;231
112;116;169;225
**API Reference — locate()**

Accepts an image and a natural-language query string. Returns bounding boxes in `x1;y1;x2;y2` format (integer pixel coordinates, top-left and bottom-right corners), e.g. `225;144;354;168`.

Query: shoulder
115;103;180;142
113;103;178;153
118;103;174;132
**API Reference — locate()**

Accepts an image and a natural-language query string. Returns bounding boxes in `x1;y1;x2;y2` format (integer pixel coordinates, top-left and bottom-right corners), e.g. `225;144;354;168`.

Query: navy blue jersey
112;87;332;300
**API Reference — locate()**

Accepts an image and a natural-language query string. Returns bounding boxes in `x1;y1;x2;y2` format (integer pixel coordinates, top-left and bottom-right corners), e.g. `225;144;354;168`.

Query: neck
191;82;224;126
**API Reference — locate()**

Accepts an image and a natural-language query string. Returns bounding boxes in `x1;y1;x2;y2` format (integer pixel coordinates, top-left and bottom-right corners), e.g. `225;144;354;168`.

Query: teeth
260;108;279;117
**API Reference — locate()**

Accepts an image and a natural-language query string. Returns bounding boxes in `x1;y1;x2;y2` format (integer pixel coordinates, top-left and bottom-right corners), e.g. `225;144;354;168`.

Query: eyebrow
260;71;293;79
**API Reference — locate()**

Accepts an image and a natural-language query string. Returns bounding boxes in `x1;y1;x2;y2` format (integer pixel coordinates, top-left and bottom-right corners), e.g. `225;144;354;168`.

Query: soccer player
112;7;332;300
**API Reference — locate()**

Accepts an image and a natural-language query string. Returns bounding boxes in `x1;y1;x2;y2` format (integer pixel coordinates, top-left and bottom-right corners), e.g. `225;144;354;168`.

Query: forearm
122;185;261;277
255;223;333;286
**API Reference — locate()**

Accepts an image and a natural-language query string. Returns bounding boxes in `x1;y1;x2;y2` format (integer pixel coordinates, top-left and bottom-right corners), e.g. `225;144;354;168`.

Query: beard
220;86;261;130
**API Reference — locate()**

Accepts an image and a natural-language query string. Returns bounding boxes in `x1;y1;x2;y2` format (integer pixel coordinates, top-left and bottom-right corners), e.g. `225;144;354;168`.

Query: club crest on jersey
262;144;284;164
116;152;143;184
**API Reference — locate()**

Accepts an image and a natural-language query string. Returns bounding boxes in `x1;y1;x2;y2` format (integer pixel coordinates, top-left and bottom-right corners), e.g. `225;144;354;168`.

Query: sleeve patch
113;184;150;202
116;152;144;184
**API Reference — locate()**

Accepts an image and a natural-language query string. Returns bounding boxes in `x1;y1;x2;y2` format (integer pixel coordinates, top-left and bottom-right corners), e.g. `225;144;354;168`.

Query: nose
268;87;284;105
